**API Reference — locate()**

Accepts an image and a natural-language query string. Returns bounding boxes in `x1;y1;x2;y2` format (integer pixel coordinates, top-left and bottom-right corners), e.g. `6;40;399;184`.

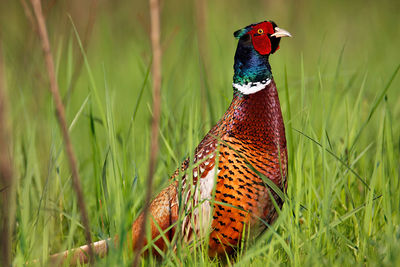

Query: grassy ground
1;0;400;266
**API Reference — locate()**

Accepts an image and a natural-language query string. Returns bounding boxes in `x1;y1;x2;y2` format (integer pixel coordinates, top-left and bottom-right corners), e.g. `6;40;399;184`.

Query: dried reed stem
0;39;15;267
195;0;209;126
132;0;162;265
29;0;94;263
20;0;37;33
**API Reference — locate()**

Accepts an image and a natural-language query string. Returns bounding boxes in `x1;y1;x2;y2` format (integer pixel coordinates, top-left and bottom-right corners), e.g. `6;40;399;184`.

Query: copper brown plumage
131;80;287;257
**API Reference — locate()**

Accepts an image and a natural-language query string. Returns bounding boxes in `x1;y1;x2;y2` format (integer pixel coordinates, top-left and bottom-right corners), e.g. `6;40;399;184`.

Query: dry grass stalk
29;0;94;263
132;0;162;265
195;0;209;126
0;39;15;267
20;0;37;33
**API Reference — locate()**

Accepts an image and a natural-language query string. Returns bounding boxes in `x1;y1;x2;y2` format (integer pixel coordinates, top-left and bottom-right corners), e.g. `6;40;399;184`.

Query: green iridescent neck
233;38;273;86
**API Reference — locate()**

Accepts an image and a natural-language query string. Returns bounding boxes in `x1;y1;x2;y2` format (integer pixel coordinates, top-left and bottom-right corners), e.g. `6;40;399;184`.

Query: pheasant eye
257;29;264;34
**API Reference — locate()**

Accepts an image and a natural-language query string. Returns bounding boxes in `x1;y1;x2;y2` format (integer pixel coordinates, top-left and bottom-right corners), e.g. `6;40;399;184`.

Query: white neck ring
232;79;271;95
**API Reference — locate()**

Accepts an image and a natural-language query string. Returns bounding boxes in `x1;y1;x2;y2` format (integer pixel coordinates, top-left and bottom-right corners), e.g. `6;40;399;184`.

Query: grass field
1;0;400;266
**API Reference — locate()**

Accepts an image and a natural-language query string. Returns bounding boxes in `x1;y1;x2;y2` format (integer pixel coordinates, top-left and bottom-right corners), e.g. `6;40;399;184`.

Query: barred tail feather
31;238;112;266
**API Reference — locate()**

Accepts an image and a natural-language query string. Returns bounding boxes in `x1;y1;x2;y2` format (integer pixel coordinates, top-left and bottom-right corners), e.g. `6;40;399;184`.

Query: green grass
2;0;400;266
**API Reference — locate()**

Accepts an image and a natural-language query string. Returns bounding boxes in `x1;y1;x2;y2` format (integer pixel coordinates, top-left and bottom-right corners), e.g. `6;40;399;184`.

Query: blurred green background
1;0;400;265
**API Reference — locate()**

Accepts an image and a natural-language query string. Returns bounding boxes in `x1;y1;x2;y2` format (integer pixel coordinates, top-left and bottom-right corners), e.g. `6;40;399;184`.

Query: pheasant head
233;21;291;95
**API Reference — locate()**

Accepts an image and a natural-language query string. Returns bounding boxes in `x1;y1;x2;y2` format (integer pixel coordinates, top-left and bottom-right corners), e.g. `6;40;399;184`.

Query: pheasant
50;20;291;264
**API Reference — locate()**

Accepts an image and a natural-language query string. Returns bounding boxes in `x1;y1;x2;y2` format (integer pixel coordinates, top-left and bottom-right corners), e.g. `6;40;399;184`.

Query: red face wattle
248;21;276;55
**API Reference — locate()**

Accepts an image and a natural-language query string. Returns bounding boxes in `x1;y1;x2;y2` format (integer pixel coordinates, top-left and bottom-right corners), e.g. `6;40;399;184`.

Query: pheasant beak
271;27;292;38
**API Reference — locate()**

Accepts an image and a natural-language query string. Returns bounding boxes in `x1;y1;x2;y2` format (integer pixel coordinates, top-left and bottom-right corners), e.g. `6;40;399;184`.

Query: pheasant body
132;20;291;257
48;20;291;266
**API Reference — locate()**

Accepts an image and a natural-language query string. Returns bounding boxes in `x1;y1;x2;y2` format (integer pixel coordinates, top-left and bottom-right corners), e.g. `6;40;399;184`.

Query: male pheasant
131;20;291;257
50;20;291;264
